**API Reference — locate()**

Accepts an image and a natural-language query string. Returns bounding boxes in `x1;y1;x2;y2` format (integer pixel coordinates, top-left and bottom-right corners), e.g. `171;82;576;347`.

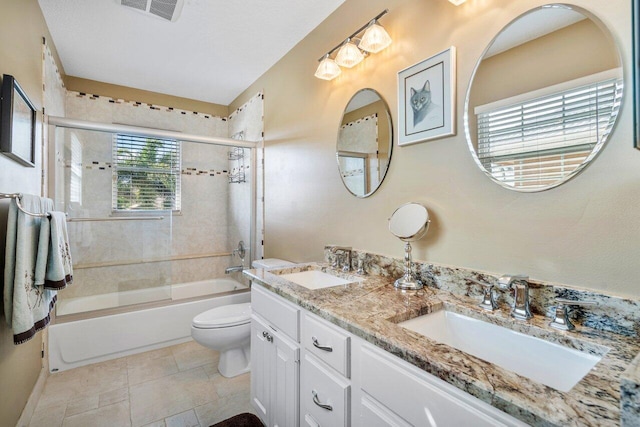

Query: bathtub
48;278;250;372
56;278;247;316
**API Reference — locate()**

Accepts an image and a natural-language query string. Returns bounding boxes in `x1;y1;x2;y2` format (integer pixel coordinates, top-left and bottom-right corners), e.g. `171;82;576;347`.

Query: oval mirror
388;202;430;242
464;4;623;192
337;88;393;197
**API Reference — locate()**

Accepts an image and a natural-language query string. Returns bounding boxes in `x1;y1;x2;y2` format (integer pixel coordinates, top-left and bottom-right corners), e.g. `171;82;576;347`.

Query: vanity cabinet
300;311;352;426
251;284;526;427
353;342;526;427
251;285;300;427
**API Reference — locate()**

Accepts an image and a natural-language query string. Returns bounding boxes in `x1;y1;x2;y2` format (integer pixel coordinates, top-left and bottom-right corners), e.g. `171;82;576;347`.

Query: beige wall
472;18;619;107
231;0;640;297
66;76;229;118
0;1;60;426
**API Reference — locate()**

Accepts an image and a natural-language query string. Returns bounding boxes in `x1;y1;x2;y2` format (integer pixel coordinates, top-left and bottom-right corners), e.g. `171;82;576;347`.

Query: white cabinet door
251;315;272;425
271;331;300;427
357;342;527;427
359;393;412;427
301;353;350;427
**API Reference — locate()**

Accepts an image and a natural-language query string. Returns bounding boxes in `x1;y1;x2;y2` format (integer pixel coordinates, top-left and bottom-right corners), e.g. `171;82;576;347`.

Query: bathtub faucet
225;265;244;274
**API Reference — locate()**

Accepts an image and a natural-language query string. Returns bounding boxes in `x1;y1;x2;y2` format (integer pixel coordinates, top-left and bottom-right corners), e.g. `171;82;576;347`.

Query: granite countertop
244;263;640;427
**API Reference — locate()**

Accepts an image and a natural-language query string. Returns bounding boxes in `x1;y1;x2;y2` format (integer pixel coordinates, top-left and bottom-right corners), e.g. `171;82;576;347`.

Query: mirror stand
388;202;430;291
395;241;422;290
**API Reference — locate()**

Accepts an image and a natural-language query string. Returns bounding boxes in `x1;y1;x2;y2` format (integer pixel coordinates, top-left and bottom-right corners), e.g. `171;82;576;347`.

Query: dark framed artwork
397;47;456;146
634;0;640;149
1;74;37;167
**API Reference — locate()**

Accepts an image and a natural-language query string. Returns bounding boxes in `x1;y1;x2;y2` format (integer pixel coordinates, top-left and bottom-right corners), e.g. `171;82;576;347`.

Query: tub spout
225;265;244;274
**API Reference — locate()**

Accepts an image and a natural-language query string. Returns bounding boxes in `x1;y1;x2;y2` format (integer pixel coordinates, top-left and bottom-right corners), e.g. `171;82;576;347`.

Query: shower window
112;134;182;211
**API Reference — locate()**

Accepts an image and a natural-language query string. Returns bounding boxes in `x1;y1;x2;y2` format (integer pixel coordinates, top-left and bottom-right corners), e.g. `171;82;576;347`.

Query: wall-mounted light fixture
315;9;392;81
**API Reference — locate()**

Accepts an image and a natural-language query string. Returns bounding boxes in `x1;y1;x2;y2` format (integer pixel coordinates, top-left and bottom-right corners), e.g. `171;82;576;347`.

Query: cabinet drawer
302;312;350;377
251;284;299;341
359;343;526;427
301;353;350;427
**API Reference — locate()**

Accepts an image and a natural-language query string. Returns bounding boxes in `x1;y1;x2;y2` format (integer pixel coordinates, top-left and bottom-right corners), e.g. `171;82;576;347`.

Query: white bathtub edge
49;292;250;372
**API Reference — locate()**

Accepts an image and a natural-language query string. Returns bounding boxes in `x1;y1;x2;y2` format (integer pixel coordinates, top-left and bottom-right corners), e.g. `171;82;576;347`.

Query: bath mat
210;412;263;427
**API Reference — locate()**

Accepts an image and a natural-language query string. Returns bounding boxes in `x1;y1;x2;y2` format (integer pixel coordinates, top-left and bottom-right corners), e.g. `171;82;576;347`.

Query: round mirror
464;4;623;192
388;202;430;242
337;88;393;197
388;202;430;291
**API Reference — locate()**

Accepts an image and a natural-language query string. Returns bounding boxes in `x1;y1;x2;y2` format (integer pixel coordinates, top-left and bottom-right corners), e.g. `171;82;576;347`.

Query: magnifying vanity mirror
337;88;393;197
388;203;430;290
464;4;623;192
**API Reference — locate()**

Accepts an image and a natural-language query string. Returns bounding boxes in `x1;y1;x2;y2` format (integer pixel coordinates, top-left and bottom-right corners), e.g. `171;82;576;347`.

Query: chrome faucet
498;274;532;320
550;298;597;331
330;246;352;272
225;265;244;274
465;278;498;311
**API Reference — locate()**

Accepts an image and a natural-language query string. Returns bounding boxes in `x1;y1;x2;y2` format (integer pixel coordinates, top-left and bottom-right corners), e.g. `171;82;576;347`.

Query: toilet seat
192;303;251;329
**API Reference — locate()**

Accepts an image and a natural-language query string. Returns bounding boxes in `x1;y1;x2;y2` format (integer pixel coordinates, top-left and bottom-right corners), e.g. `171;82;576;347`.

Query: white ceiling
38;0;345;105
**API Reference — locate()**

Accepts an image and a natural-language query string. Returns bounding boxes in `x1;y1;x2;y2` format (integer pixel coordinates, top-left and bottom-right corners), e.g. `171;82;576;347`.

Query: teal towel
3;195;57;344
35;211;73;289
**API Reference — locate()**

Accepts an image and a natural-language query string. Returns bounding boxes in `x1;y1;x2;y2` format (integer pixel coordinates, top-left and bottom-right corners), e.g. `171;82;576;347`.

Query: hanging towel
35;211;73;290
3;195;57;345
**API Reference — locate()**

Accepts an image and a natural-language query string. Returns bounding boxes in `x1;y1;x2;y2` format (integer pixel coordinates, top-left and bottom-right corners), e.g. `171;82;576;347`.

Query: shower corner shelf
228;146;246;184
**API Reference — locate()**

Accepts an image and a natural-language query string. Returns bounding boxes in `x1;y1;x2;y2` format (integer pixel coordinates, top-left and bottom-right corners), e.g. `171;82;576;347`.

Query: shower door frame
47;115;259;290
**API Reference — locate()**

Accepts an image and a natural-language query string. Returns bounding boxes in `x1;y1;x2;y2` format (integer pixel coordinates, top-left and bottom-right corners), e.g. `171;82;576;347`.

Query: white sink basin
399;310;607;392
278;270;361;290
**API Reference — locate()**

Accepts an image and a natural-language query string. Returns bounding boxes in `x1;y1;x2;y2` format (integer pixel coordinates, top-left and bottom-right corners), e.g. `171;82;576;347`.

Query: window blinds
476;76;623;189
112;134;181;211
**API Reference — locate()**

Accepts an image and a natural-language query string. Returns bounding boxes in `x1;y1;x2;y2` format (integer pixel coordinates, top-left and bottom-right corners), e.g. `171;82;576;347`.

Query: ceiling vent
117;0;184;22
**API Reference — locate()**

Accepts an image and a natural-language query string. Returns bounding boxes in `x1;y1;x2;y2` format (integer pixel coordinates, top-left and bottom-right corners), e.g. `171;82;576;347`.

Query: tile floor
29;341;256;427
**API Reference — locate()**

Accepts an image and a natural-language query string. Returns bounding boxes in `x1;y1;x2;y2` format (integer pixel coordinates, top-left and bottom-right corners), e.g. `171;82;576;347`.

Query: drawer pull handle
312;336;333;352
311;390;333;411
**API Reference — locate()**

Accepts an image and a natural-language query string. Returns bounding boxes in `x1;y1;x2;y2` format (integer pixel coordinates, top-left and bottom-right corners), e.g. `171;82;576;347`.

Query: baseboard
16;367;48;427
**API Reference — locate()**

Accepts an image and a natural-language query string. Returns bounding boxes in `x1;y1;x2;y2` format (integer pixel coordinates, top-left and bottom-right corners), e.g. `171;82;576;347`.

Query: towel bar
0;193;51;218
67;216;164;222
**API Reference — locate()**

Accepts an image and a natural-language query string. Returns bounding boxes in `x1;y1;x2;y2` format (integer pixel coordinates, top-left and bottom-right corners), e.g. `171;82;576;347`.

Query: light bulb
314;55;341;80
335;39;364;68
359;21;392;54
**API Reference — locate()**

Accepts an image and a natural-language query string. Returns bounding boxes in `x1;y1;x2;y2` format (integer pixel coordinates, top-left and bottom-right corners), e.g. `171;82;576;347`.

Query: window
476;71;622;189
112;134;181;211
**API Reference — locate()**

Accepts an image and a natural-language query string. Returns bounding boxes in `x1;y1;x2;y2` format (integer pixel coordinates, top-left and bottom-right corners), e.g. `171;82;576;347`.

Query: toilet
191;258;293;378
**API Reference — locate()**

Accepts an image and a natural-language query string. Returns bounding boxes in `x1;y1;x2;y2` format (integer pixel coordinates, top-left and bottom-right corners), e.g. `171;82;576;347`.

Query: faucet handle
550;298;597;331
497;274;529;289
465;278;498;311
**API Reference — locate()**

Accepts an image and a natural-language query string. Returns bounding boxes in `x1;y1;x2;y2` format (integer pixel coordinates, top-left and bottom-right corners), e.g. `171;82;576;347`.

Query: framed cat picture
398;47;456;146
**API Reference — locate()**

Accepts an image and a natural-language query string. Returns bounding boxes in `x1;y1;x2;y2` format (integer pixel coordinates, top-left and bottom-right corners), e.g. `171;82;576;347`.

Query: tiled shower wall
54;90;263;300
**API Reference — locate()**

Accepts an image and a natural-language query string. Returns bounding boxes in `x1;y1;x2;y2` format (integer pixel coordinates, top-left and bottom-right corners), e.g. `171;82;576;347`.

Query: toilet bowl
191;258;293;377
191;302;252;377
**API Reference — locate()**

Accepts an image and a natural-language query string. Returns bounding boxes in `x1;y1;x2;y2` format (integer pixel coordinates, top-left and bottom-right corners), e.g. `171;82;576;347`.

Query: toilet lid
192;303;252;328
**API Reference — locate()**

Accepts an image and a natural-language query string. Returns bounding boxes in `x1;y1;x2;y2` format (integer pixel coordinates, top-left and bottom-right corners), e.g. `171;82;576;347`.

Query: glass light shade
448;0;466;5
314;55;341;80
335;40;364;68
359;22;392;54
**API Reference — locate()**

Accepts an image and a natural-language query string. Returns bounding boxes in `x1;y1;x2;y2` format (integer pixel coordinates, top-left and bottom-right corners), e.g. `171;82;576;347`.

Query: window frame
112;133;182;213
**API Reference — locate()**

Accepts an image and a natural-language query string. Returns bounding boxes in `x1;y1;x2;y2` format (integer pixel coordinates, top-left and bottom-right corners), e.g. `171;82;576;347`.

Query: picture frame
634;0;640;150
1;74;37;167
398;47;456;146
